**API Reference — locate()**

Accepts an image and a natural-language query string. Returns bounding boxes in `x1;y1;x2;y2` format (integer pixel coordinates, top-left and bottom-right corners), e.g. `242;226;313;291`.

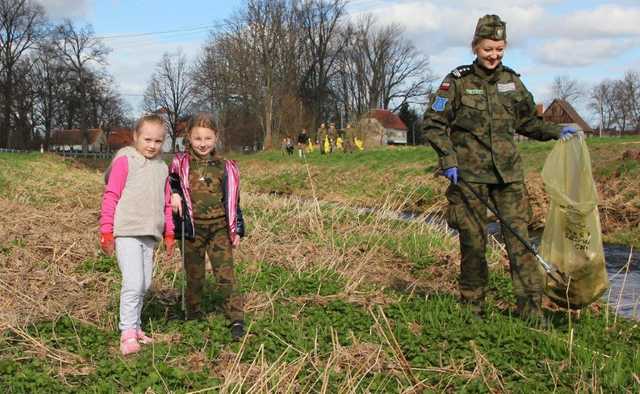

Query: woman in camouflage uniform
423;15;577;322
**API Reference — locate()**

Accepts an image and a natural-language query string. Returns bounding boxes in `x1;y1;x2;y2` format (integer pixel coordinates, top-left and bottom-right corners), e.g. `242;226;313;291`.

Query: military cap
474;14;506;41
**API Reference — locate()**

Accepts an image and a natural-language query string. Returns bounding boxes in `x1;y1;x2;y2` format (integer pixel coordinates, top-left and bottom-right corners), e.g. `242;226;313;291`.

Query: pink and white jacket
168;152;244;241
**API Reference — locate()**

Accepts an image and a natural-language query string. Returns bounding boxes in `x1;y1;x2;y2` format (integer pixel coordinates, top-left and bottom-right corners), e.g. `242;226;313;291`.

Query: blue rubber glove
443;167;458;184
559;126;578;141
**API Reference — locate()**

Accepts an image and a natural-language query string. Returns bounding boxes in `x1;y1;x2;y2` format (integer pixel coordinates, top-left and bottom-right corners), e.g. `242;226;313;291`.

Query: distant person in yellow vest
317;123;328;155
353;124;364;151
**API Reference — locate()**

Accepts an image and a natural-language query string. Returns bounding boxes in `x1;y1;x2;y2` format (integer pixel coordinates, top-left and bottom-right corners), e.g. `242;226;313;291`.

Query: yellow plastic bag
323;136;330;154
540;137;609;308
354;137;364;151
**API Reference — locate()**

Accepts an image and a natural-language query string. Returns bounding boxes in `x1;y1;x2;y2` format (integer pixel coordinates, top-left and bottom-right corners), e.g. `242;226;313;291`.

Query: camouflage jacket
169;152;245;241
423;61;562;183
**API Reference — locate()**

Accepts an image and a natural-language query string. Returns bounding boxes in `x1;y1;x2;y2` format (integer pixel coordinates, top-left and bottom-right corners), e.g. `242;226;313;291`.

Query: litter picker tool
180;214;186;316
457;177;570;288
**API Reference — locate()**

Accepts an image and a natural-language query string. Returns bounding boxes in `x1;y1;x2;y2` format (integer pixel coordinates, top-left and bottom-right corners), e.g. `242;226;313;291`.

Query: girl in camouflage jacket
169;112;246;340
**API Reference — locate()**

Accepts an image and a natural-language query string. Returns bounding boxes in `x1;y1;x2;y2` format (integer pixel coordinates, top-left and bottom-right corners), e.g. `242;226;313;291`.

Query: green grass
2;147;640;392
2;286;639;392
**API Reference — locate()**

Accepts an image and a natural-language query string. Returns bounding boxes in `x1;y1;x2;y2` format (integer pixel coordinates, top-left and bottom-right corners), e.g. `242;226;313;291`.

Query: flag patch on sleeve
439;82;450;91
432;96;448;112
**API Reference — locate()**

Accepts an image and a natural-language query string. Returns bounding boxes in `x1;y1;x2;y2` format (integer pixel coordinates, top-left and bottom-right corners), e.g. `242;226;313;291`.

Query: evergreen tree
398;102;421;145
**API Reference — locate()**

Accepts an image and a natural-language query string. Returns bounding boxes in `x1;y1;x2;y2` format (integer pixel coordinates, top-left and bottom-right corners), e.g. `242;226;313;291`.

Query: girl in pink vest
100;114;175;355
169;112;245;340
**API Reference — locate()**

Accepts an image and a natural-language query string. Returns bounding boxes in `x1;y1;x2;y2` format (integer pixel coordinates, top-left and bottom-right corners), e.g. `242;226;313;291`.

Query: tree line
552;72;640;134
7;0;636;153
0;0;128;150
143;0;435;150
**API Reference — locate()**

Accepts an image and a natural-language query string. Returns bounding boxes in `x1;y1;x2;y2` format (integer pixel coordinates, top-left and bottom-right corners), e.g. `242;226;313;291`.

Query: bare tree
296;0;347;129
31;39;69;149
336;15;433;116
11;58;37;148
87;75;129;151
550;75;583;105
589;80;616;136
143;50;194;152
0;0;45;148
54;20;110;152
191;0;433;150
620;71;640;130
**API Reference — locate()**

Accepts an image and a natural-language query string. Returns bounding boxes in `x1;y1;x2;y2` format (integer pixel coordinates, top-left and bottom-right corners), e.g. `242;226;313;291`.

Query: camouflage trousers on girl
181;219;244;321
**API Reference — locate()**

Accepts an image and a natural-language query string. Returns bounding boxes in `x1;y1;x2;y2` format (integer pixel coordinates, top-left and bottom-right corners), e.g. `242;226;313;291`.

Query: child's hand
231;234;240;248
165;234;175;256
100;233;114;256
171;193;182;217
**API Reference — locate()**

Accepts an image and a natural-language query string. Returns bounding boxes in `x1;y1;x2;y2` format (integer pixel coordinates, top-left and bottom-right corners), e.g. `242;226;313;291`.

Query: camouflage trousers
181;219;244;321
445;181;543;302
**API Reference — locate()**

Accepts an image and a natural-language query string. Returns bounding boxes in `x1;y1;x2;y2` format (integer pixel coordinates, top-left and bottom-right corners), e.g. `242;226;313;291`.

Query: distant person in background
422;14;578;324
340;124;354;154
100;114;175;356
297;128;310;158
286;137;294;156
328;123;337;153
317;123;328;155
280;137;288;156
168;112;246;340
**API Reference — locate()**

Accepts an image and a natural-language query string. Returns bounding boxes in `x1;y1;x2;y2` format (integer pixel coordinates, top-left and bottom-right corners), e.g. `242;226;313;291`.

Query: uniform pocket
454;96;487;131
445;184;464;230
446;203;462;231
461;95;487;110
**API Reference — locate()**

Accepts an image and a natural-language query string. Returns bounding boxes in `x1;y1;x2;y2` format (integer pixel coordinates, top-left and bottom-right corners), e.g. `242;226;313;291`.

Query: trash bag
540;137;609;308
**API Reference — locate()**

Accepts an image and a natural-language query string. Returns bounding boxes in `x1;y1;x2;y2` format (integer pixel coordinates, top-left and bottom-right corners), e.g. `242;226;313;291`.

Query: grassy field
236;136;640;246
1;149;639;392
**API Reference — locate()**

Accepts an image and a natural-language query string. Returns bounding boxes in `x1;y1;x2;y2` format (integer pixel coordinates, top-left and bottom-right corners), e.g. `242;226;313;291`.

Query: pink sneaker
120;329;141;356
137;329;153;345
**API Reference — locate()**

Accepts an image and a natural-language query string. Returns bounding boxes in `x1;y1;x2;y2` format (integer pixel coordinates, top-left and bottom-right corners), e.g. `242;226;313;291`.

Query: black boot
185;307;203;321
230;320;245;340
516;296;550;329
460;288;485;320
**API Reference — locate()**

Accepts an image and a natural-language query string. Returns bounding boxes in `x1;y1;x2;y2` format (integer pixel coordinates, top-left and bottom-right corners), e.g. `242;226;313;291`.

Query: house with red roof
358;109;408;146
107;128;134;151
50;128;107;152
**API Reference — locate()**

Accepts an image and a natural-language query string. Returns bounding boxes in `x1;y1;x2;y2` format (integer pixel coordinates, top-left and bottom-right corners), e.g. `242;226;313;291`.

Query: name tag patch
465;89;484;95
431;96;448;112
497;82;516;92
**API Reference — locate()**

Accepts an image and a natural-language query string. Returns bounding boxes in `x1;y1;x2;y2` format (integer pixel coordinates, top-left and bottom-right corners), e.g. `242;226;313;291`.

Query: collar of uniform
472;60;503;83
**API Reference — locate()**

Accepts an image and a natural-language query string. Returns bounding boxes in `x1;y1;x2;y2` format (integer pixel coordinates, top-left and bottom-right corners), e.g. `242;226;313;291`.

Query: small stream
600;245;639;319
360;206;640;320
268;194;640;319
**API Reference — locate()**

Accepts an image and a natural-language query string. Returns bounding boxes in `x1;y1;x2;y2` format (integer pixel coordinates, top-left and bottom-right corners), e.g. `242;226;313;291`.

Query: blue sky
43;0;640;123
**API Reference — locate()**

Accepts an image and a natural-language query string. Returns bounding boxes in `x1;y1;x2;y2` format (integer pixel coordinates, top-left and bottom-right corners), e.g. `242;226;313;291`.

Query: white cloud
560;5;640;39
536;38;635;67
347;1;640;70
39;0;91;19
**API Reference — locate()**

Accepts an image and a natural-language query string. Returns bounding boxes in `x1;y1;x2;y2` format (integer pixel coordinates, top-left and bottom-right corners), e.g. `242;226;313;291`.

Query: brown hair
134;113;167;134
187;112;217;135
